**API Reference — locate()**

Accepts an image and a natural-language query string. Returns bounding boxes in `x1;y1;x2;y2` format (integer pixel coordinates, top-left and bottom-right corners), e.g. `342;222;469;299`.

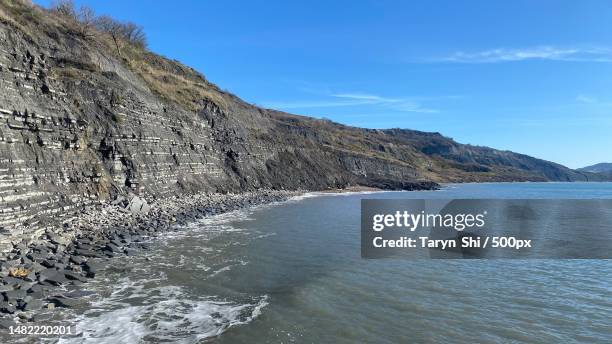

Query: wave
58;281;268;344
53;202;271;343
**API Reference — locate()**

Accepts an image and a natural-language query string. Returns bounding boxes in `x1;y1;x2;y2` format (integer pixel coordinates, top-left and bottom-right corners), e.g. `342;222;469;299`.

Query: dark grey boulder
74;249;103;258
29;262;46;273
41;259;56;268
64;271;88;282
0;317;17;328
1;276;23;287
3;289;27;301
31;312;53;322
38;269;68;286
0;302;16;314
49;296;80;308
64;290;96;298
104;243;123;253
22;299;44;311
70;255;87;265
77;243;93;251
27;253;46;262
84;261;104;275
14;281;33;290
25;272;37;282
76;238;92;245
27;291;44;299
49;235;70;246
134;242;152;250
28;284;49;294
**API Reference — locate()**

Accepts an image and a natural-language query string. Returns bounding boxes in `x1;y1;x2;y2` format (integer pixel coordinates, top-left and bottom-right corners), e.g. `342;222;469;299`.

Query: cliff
0;1;602;249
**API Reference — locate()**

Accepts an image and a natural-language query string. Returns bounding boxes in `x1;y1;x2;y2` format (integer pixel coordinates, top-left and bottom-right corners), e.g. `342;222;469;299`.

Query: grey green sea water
40;183;612;343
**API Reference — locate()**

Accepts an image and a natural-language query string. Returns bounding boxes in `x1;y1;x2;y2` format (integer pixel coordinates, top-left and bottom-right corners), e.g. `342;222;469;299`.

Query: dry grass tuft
8;267;31;279
119;46;229;111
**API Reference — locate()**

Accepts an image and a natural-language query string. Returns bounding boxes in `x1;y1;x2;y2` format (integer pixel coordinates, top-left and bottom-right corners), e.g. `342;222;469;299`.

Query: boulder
74;249;103;258
128;196;151;215
84;261;104;276
49;296;80;308
104;243;123;253
64;271;88;282
49;235;71;246
70;255;87;265
0;317;17;328
3;289;27;301
22;299;43;311
38;269;68;286
0;302;16;314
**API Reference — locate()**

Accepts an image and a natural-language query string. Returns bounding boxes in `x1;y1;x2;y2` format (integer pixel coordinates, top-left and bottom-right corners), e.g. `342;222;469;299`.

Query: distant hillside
578;163;612;173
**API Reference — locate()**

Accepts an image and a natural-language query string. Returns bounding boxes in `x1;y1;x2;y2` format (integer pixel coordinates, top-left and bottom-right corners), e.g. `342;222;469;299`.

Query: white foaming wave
53;202;270;343
208;259;250;278
197;209;254;227
156;209;254;240
205;225;247;233
316;191;380;197
287;192;321;202
253;232;277;239
154;214;250;244
291;190;391;199
60;305;150;344
60;280;268;344
208;265;233;278
195;263;212;271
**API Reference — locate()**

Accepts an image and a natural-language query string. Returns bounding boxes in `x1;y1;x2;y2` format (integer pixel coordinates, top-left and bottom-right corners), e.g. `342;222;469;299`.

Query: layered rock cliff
0;1;601;249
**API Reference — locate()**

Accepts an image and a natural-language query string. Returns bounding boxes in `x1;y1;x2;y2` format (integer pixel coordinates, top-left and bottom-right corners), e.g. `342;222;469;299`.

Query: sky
34;0;612;168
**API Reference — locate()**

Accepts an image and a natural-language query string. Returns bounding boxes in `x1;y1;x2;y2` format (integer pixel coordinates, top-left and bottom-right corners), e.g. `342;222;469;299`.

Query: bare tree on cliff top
95;16;147;55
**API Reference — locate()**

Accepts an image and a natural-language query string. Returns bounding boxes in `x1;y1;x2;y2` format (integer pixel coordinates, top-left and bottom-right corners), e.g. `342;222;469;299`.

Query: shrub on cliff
94;15;147;52
49;0;147;51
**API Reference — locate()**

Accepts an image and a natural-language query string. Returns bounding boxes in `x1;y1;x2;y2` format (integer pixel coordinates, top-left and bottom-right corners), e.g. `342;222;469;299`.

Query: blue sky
34;0;612;168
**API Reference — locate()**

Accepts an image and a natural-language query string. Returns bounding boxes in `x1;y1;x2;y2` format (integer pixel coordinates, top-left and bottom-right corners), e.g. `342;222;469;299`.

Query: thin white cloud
263;92;440;113
576;94;596;104
438;46;612;63
391;102;439;113
262;100;373;109
331;93;398;102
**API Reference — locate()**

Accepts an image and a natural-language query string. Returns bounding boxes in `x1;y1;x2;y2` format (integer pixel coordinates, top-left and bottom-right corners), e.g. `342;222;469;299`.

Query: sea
26;183;612;343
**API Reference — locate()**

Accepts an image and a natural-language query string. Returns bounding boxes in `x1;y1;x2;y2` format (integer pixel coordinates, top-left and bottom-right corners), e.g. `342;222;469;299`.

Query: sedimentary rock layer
0;1;600;250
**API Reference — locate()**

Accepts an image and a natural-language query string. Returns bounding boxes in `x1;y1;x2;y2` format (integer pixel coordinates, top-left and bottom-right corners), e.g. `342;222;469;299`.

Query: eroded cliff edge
0;1;600;250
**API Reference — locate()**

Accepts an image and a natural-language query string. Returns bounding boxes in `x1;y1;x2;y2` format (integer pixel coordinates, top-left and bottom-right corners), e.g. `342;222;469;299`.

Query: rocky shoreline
0;189;301;328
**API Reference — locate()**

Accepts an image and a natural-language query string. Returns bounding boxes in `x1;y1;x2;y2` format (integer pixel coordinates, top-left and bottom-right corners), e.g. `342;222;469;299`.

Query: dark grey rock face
0;16;433;250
